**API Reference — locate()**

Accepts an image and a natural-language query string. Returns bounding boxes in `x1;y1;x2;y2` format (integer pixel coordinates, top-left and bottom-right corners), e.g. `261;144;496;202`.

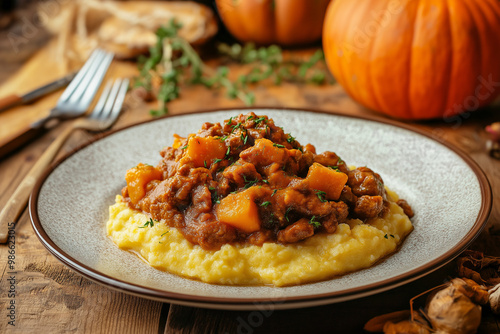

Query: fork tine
100;79;123;119
108;79;129;121
89;80;113;119
77;52;114;109
57;49;104;103
68;51;114;108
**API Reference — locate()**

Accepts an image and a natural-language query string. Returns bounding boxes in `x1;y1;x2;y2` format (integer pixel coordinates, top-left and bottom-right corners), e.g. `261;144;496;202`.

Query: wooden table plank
0;205;165;333
163;263;466;334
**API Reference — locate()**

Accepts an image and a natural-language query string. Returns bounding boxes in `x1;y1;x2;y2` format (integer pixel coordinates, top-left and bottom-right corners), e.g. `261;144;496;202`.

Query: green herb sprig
217;43;332;86
135;20;254;116
135;20;333;117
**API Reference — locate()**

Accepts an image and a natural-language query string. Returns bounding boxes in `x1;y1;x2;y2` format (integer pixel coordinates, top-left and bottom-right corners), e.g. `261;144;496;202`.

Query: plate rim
29;107;492;308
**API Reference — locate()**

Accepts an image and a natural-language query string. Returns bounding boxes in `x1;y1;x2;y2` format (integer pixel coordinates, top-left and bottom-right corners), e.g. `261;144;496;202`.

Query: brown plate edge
29;106;493;308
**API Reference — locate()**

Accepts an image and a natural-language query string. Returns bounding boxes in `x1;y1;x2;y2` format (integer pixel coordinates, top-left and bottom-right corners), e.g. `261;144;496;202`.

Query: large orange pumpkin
216;0;331;46
323;0;500;120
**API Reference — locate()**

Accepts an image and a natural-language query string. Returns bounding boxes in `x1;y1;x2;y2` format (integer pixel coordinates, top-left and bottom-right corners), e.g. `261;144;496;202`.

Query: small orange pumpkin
323;0;500;120
216;0;331;46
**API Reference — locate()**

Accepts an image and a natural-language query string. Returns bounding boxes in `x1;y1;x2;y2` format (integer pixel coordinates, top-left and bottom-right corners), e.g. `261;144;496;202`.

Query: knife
0;71;77;112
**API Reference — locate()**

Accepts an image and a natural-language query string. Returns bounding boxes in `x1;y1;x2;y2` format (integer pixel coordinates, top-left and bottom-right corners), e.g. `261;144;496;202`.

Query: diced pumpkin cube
125;163;163;205
306;162;348;200
172;134;186;149
252;138;287;166
185;136;226;168
216;189;261;233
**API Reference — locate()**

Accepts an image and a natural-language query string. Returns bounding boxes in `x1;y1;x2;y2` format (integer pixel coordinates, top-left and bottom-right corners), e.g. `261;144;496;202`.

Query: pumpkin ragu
108;113;414;286
120;113;413;250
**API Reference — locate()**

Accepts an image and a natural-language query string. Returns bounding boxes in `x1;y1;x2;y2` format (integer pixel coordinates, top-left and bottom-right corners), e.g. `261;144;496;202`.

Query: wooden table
1;38;500;333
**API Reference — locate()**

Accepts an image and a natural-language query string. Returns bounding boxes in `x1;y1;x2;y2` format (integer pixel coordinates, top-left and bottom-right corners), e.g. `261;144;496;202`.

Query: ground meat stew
122;113;414;250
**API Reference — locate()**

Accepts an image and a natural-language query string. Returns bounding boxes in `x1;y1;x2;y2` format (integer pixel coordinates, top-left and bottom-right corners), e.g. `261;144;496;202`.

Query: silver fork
0;49;114;158
0;78;129;243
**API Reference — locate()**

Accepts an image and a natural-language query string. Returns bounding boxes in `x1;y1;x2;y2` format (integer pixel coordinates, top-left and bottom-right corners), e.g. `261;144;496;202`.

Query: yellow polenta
106;190;413;287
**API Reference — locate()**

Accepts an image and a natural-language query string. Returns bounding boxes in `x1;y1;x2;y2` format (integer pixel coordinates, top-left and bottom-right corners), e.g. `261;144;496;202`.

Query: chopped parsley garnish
254;117;267;125
219;135;228;142
139;218;155;228
204;160;207;168
225;146;231;157
260;201;271;207
180;144;188;150
309;216;321;228
285;207;292;222
210;187;221;204
226;116;234;125
271;189;278;197
298;146;303;153
213;158;223;164
240;131;249;144
273;143;285;148
231;122;242;133
315;190;327;202
329;165;339;171
286;135;295;143
161;231;169;237
247;115;255;121
337;157;344;165
243;175;259;189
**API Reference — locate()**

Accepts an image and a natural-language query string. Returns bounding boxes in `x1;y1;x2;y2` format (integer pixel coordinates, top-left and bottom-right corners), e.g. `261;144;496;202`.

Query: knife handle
0;125;47;159
0;94;22;112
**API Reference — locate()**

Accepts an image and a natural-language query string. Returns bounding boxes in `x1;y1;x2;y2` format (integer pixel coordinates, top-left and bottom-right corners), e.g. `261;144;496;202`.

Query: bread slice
96;1;218;58
40;0;218;62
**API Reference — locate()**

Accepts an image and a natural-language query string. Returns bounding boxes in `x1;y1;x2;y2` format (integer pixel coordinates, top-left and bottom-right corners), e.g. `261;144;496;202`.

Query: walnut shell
426;284;481;334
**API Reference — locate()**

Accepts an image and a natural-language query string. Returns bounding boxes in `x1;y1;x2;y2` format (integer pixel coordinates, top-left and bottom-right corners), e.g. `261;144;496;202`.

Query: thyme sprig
135;20;254;116
135;20;333;117
218;42;332;85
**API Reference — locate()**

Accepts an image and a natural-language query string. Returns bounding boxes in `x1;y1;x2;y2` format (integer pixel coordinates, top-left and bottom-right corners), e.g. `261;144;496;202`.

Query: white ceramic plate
30;108;491;310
